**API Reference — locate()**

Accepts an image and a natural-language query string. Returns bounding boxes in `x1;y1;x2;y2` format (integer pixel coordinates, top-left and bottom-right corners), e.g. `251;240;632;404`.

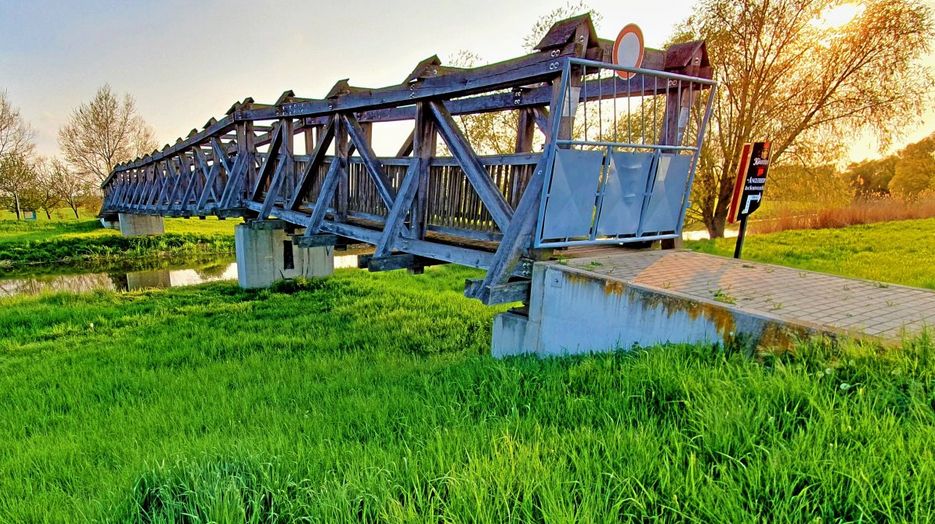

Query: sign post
727;141;771;259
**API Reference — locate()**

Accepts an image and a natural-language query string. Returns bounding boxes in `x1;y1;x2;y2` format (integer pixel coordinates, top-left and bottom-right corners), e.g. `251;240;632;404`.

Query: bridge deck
563;250;935;341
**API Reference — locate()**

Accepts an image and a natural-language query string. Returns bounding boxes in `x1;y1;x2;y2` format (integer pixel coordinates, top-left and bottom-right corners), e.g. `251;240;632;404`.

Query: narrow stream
0;254;360;299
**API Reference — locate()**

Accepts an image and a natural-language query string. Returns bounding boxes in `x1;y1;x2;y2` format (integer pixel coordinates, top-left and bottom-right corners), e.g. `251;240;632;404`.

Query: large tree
58;85;158;184
677;0;934;237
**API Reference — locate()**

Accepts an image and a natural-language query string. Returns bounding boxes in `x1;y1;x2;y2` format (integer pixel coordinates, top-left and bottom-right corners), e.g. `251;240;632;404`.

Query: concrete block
118;213;164;236
492;262;776;358
235;222;333;289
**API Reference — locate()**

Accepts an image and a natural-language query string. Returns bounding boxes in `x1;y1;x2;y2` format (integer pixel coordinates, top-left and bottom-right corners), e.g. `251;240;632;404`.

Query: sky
1;0;934;162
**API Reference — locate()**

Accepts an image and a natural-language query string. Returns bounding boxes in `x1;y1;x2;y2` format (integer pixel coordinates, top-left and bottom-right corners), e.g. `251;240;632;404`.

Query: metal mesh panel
541;149;605;240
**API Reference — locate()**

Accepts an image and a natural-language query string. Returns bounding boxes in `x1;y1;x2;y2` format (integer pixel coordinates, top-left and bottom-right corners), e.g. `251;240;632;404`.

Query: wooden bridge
99;14;716;304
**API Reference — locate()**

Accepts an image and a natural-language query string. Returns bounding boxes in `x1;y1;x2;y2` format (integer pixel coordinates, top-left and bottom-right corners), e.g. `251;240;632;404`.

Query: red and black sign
728;141;771;224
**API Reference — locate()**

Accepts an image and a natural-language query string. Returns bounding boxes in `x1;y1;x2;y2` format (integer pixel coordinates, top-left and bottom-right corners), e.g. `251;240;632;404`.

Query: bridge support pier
235;220;333;289
118;213;164;236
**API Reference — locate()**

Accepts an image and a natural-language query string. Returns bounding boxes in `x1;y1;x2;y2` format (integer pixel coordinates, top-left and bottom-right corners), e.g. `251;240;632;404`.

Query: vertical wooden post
334;115;350;220
246;122;257;205
281;117;295;193
409;102;436;241
304;124;317;156
515;109;535;153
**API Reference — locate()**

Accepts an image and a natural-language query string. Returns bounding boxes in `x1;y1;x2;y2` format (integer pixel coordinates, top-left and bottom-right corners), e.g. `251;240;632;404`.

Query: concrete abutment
234;220;333;289
117;213;164;236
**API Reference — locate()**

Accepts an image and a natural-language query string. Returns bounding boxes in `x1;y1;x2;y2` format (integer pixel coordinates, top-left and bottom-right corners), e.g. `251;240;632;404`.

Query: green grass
687;217;935;289
1;265;933;522
0;218;235;271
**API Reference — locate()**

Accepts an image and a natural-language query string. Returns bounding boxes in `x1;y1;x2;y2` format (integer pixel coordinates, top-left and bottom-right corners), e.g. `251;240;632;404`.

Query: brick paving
565;250;935;341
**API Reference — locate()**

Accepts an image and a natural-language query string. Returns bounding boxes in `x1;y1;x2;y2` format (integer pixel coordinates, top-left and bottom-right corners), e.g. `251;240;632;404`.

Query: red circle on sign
612;24;645;79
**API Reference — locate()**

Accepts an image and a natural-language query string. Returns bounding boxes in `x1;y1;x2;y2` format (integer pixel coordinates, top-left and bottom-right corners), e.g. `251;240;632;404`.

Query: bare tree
0;90;33;162
48;158;94;219
677;0;935;237
58;84;158;184
0;153;38;220
29;158;64;220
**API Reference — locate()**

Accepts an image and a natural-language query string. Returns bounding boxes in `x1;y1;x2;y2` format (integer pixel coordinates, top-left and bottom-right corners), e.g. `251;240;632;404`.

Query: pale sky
1;0;933;162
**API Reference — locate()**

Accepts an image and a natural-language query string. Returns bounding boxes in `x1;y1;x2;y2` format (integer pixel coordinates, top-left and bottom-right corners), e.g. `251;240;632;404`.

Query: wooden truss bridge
100;14;716;304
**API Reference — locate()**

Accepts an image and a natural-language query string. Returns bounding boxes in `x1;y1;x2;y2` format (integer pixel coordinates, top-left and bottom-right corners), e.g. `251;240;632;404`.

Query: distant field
0;216;235;245
0;218;235;271
687;218;935;289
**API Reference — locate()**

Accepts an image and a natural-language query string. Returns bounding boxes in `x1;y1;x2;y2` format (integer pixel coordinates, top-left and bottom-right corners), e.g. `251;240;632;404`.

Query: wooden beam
304;156;344;234
288;117;335;210
342;114;397;209
429;101;513;232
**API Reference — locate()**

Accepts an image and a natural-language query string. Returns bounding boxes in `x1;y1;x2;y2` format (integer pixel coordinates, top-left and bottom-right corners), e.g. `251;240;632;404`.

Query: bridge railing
99;14;714;304
534;58;717;248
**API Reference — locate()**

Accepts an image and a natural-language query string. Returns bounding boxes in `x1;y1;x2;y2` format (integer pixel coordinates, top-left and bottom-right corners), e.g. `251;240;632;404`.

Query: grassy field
1;263;934;521
688;217;935;289
0;219;933;520
0;218;235;272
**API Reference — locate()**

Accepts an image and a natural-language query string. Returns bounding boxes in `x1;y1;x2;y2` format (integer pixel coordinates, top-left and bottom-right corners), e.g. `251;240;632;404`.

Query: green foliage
890;135;935;199
0;265;933;521
688;217;935;289
845;157;898;197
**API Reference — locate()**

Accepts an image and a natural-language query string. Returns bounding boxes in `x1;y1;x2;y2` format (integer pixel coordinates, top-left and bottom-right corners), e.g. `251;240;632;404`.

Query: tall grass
0;267;933;522
752;195;935;234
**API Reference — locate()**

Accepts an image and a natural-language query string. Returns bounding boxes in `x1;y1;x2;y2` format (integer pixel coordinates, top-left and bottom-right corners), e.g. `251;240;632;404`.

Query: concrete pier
118;213;164;236
493;250;935;358
234;220;333;289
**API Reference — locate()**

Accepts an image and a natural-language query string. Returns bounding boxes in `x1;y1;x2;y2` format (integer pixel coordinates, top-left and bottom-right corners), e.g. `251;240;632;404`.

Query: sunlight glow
813;3;865;30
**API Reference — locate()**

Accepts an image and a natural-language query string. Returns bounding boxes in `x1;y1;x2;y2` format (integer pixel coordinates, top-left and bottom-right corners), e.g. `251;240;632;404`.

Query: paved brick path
565;250;935;341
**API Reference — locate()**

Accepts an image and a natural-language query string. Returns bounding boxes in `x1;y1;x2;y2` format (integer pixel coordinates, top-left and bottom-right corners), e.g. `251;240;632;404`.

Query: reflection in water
0;254;359;298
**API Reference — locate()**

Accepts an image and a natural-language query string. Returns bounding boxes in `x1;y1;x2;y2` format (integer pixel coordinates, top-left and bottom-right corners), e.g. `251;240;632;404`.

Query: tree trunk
704;166;738;238
72;204;80;219
13;193;21;220
43;207;52;220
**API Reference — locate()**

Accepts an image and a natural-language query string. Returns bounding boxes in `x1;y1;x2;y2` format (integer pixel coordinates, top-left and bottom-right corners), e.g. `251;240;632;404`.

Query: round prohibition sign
612;23;645;79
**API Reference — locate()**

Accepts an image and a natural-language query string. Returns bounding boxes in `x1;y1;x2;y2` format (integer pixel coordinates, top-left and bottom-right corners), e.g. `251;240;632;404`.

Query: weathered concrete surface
117;213;164;236
235;221;333;289
493;250;935;358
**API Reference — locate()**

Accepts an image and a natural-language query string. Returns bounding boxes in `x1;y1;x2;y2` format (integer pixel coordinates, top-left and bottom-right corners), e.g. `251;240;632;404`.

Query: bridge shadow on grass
1;267;933;522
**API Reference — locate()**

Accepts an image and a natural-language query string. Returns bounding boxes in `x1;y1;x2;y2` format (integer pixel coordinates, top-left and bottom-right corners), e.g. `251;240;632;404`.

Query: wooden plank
294;233;337;248
466;279;530;304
